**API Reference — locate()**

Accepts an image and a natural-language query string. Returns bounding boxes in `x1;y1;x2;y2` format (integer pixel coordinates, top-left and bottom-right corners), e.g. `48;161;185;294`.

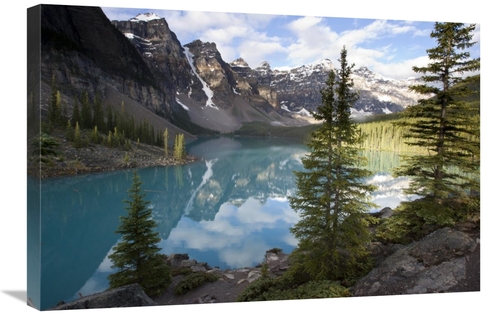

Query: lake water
27;136;414;310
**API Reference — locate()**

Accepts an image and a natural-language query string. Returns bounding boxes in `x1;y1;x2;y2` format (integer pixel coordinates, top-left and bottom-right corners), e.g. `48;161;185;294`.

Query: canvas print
27;4;480;311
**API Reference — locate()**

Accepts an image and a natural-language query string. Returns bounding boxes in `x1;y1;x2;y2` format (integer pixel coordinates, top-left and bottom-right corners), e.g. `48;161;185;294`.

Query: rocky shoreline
48;218;480;310
28;131;197;179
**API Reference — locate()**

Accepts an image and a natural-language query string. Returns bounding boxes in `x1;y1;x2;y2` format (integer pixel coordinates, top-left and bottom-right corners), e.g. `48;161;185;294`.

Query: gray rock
49;283;156;310
180;259;198;267
410;227;477;266
352;228;478;296
166;253;189;268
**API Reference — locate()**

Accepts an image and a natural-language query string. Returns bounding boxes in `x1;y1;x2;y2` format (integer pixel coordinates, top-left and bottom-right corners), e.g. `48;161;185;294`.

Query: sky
102;6;480;80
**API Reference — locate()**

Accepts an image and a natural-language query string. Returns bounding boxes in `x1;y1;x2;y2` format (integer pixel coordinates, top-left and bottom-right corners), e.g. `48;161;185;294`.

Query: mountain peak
230;58;250;68
316;58;334;69
130;13;163;22
258;61;271;69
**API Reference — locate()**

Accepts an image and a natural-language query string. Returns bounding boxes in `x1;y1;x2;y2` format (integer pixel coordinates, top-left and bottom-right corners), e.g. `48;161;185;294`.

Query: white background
1;0;495;314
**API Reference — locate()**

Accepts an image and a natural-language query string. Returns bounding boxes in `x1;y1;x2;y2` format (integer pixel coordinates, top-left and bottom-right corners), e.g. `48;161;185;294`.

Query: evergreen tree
173;133;185;161
71;96;81;127
163;128;169;158
106;104;114;133
65;120;74;142
91;126;100;144
73;122;82;148
80;91;93;129
108;171;171;297
48;75;57;125
92;92;106;132
388;22;480;235
288;46;377;282
48;75;62;128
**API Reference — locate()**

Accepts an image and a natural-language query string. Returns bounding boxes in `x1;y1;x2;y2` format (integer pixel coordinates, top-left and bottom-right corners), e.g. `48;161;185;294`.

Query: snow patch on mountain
183;48;218;109
281;104;313;117
130;13;162;22
281;59;335;83
176;97;190;111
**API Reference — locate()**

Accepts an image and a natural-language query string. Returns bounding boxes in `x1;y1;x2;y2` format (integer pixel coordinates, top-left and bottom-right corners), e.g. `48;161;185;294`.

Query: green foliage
46;77;164;152
37;133;60;157
377;194;480;244
44;74;67;131
173;272;219;295
71;96;81;127
92;93;106;132
65;120;74;142
73;122;84;148
171;266;194;277
123;152;130;164
260;262;270;279
236;277;280;301
236;276;351;302
383;22;480;240
163;128;169;158
123;138;132;151
90;126;100;144
108;171;172;297
358;119;429;153
79;91;93;129
288;46;376;283
173;133;186;161
233;121;319;142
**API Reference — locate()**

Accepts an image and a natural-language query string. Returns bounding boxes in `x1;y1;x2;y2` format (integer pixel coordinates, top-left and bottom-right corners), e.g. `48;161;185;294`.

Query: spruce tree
388;22;480;235
48;75;57;124
288;46;376;282
80;91;93;129
92;92;106;132
65;120;74;142
71;96;81;127
73;122;82;148
163;128;169;158
108;171;171;297
106;104;114;133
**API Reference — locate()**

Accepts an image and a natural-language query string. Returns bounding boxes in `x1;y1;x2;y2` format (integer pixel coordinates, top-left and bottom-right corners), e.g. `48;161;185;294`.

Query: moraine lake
28;136;415;310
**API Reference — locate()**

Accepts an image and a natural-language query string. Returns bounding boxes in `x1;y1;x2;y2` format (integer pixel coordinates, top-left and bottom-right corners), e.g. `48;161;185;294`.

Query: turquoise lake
27;136;413;310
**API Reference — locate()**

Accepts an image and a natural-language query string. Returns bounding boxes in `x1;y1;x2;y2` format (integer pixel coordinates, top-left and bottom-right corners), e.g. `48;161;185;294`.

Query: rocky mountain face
351;67;423;115
39;5;425;137
110;15;206;105
232;59;423;118
39;5;173;118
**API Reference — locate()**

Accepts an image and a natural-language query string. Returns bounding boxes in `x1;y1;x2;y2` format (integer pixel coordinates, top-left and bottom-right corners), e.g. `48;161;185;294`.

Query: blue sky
101;5;480;80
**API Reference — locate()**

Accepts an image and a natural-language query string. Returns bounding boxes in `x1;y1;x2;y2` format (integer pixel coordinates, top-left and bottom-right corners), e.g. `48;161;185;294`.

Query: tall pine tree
71;96;81;127
108;171;171;297
163;128;169;158
289;46;376;282
92;92;106;132
80;91;93;129
387;23;480;237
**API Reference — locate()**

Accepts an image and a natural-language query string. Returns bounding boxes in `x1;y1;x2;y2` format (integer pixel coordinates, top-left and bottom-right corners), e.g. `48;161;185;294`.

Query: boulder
265;249;290;276
166;253;190;268
352;227;479;296
49;283;157;310
371;207;394;219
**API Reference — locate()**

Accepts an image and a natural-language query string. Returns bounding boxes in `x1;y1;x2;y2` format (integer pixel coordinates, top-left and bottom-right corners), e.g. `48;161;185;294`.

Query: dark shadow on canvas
2;290;27;303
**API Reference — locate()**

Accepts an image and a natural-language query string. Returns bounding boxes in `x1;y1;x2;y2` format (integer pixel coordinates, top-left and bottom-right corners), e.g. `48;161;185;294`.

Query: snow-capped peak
130;13;162;22
316;58;334;70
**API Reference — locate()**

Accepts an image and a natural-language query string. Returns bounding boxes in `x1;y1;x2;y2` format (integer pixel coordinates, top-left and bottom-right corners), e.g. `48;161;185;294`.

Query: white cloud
101;7;479;80
239;41;287;67
284;16;340;67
